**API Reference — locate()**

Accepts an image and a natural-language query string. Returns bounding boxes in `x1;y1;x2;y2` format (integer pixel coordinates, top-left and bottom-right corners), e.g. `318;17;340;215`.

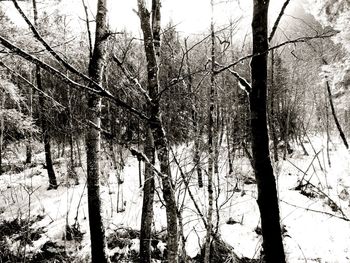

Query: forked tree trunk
137;1;178;261
140;0;158;261
86;0;109;262
250;1;286;262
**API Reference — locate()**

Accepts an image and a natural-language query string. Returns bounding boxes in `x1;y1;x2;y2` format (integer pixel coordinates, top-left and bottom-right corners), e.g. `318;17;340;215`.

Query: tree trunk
68;87;78;184
204;3;215;260
25;84;33;164
32;0;58;190
184;38;203;188
37;69;58;190
137;1;178;261
140;128;155;263
250;1;286;262
86;0;109;262
0;95;4;175
269;49;279;162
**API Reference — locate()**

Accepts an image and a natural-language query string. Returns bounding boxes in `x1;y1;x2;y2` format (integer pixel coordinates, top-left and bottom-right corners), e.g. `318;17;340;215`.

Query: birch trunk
204;2;215;260
86;0;109;261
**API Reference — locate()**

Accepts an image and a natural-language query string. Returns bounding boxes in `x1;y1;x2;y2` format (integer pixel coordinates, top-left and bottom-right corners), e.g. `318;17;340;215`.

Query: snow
1;136;350;262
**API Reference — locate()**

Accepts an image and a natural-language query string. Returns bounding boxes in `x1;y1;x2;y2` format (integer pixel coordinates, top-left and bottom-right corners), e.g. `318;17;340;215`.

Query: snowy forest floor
1;135;350;262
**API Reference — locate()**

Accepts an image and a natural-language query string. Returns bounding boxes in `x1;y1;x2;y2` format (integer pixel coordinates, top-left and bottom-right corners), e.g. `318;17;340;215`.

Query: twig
112;55;152;103
170;146;208;228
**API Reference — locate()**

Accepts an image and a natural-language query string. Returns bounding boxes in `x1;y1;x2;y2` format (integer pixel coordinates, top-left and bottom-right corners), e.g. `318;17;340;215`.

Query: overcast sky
0;0;306;37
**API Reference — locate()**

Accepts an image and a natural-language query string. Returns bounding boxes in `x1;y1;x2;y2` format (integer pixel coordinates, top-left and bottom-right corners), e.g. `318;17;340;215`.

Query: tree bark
137;1;178;262
86;0;109;262
250;1;286;262
269;49;279;162
0;95;4;175
140;128;155;263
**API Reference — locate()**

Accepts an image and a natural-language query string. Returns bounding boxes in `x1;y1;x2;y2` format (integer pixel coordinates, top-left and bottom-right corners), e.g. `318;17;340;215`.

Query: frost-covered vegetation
1;0;350;262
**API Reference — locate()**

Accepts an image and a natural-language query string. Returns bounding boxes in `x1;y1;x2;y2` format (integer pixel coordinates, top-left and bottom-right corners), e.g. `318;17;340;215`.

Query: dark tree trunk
86;0;109;262
250;1;286;262
0;96;4;175
137;1;178;261
140;0;158;260
32;0;57;190
38;68;58;190
25;85;33;164
140;128;155;263
25;144;32;164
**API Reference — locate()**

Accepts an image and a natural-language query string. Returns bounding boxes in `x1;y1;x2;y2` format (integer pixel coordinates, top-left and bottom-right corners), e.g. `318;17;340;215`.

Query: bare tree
250;0;286;262
137;0;179;261
85;0;109;261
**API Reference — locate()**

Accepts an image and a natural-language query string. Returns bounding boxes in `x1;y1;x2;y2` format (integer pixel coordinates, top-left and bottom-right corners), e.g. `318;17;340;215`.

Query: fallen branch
281;199;350;222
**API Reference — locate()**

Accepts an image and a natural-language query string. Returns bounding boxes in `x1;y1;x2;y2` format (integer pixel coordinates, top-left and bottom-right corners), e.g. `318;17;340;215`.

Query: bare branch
11;0;100;88
214;31;337;75
169;147;207;228
129;147;165;178
269;0;291;42
214;61;251;93
0;35;150;121
112;54;152;103
81;0;93;59
0;60;65;109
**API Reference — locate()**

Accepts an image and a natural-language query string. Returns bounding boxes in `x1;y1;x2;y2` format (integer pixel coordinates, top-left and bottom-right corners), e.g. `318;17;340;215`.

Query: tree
204;1;216;261
250;0;286;262
137;0;179;261
85;0;109;261
0;77;37;174
31;0;58;190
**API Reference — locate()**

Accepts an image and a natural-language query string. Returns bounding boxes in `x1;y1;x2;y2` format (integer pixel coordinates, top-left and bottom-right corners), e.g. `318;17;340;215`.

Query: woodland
0;0;350;262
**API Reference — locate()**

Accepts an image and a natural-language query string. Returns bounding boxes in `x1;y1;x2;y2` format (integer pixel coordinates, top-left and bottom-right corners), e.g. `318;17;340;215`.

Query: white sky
0;0;306;37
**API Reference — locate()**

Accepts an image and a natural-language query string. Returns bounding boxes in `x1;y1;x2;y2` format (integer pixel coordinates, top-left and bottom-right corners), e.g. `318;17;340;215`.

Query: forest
0;0;350;262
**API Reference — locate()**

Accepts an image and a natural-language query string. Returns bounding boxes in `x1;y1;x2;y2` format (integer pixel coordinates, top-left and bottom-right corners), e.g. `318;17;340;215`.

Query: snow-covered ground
1;135;350;262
